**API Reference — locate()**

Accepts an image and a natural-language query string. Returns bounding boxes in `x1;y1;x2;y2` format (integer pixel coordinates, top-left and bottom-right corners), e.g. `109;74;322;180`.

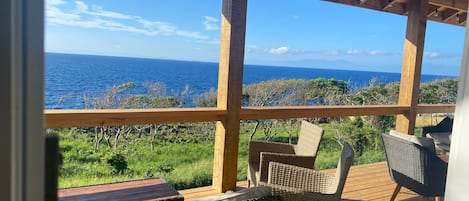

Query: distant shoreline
45;53;456;109
46;52;457;78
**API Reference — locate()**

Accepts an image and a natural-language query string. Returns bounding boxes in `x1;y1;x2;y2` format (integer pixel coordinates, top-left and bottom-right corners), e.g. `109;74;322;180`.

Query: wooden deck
180;162;428;201
57;162;435;201
59;178;183;201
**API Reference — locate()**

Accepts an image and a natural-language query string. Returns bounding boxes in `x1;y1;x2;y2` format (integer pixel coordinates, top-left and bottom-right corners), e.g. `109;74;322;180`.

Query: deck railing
45;103;455;193
45;104;455;128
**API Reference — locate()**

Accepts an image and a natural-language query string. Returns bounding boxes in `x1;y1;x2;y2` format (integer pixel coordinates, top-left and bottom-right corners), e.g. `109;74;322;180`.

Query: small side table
59;178;184;201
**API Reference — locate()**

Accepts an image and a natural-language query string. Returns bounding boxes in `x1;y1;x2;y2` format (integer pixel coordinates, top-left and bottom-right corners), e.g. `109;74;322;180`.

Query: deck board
58;162;434;200
179;162;431;201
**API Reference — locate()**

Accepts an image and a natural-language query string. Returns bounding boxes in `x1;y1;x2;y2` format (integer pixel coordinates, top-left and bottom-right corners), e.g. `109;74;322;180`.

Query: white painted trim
445;6;469;201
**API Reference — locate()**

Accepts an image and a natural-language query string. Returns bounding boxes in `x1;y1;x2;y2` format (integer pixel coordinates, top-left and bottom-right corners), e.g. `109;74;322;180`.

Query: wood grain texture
322;0;466;26
396;0;428;135
241;105;409;120
416;104;456;114
58;178;183;201
212;0;248;193
44;104;455;128
45;108;226;128
180;162;430;201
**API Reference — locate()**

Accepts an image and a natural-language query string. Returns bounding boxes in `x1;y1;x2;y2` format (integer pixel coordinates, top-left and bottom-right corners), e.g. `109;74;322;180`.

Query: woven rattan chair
248;121;324;187
382;133;448;201
261;142;354;201
422;116;453;154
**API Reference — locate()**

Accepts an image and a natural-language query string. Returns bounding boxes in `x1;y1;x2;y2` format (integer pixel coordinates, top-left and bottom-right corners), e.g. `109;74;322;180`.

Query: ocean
45;53;454;109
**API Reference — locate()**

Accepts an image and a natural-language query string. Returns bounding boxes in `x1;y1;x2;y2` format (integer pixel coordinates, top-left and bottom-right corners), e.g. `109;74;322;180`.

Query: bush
107;154;128;174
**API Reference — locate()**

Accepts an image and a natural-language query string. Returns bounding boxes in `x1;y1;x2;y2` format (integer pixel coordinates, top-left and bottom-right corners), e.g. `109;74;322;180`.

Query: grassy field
57;117;445;190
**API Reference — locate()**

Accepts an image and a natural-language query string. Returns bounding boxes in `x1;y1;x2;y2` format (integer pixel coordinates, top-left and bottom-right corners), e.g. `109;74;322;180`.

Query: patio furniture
382;133;448;201
248;121;324;187
262;142;354;201
422;116;453;154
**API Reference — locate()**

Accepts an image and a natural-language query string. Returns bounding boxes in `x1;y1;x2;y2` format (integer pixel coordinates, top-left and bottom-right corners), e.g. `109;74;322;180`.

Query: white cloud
269;47;290;55
368;50;385;56
346;49;361;55
266;46;305;55
426;52;441;58
46;0;213;41
176;31;209;40
203;16;219;31
74;1;89;13
87;4;136;19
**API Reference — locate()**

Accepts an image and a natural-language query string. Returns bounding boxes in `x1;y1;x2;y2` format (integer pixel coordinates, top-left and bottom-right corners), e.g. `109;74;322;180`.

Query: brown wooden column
396;0;428;135
212;0;247;192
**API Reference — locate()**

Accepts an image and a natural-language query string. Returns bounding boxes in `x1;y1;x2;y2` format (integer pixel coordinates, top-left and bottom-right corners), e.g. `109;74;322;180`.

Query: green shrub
107;154;128;174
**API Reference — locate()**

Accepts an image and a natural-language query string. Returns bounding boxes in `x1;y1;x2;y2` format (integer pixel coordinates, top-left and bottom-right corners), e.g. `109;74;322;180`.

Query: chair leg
390;185;401;201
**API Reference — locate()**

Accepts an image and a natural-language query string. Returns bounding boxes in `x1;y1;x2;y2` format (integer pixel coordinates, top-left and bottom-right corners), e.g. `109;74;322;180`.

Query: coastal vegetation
52;78;457;190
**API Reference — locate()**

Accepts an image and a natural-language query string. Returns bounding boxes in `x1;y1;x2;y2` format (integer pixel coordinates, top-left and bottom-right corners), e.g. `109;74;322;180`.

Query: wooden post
212;0;247;192
396;0;428;135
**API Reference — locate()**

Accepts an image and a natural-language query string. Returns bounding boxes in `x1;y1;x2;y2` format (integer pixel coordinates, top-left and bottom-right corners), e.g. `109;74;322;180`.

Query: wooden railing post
212;0;247;192
396;0;428;135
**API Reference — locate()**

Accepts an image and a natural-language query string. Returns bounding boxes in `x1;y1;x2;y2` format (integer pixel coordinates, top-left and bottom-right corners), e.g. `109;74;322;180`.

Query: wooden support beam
240;105;409;120
442;9;460;22
212;0;247;193
416;104;456;114
459;13;468;24
430;0;468;12
396;0;428;135
384;2;408;15
44;108;226;128
427;4;440;17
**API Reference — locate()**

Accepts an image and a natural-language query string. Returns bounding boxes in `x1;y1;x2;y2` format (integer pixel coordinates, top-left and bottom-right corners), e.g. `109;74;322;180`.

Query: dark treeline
75;78;458;152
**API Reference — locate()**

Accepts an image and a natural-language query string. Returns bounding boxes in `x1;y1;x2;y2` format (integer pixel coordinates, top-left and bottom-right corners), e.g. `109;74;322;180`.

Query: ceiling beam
427;5;440;17
459;13;468;24
430;0;468;12
443;10;461;22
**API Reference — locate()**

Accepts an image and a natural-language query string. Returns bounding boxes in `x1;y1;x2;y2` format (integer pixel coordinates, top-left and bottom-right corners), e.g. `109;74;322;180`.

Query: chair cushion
426;132;451;153
426;132;451;144
389;130;436;154
193;186;273;201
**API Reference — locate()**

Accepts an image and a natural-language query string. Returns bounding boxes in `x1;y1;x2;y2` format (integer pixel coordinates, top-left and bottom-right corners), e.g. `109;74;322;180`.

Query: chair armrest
249;140;295;164
258;153;316;183
266;162;335;194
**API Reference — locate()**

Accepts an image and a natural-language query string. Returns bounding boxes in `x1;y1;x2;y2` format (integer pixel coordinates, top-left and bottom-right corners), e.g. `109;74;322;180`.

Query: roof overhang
323;0;468;27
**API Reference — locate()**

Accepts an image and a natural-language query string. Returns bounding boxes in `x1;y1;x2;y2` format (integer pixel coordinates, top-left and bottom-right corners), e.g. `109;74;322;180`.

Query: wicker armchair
382;133;448;200
422;116;453;153
248;121;324;187
262;142;354;201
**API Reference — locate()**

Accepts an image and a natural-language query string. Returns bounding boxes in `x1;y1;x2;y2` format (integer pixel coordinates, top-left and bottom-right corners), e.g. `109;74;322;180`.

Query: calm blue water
45;53;454;109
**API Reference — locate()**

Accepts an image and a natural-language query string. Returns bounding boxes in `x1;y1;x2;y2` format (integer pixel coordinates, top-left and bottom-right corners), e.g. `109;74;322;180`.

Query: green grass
56;121;396;190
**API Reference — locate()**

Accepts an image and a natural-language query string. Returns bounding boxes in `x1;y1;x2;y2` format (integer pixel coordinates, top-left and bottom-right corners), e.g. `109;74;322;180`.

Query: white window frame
0;0;45;200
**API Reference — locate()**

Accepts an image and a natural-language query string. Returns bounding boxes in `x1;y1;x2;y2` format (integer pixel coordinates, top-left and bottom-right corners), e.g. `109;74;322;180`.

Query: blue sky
45;0;466;76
